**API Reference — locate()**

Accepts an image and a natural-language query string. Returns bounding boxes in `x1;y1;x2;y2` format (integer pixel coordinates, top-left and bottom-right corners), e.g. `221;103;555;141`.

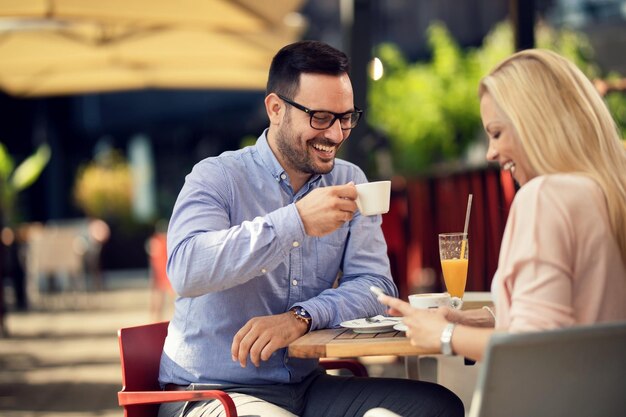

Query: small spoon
365;316;400;323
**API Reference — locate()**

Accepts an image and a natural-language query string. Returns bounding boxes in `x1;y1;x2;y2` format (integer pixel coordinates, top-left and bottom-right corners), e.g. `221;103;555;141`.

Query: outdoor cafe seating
118;318;626;417
467;320;626;417
23;218;109;309
363;320;626;417
117;321;368;417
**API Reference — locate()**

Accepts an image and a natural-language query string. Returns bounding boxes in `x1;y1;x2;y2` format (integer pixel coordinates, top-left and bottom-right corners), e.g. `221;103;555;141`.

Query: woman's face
480;92;536;186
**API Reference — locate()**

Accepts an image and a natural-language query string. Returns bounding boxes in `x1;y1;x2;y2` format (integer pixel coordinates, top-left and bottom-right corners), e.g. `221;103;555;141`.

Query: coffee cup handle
450;297;463;310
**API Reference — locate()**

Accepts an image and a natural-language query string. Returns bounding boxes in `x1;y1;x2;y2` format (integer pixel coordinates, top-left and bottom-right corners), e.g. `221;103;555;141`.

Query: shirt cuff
266;203;306;255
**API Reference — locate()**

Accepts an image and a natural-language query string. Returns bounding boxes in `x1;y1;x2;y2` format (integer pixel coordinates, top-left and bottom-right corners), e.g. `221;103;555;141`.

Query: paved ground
0;271;405;417
0;270;164;417
0;270;476;417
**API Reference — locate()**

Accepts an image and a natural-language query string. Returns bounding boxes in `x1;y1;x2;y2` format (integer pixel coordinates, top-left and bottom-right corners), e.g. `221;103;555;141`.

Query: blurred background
0;0;625;320
0;1;625;416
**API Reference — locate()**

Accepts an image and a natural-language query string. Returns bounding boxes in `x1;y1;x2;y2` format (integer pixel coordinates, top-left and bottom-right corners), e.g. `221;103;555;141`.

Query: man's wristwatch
440;323;456;356
291;306;312;331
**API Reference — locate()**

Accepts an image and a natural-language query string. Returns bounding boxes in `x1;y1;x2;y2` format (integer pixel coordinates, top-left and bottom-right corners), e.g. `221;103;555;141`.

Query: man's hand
296;183;358;237
231;312;309;368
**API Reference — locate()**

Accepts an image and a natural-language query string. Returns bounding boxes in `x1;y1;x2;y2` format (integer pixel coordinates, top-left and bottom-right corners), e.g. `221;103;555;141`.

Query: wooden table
289;328;434;359
289;327;433;379
288;291;493;379
289;292;492;359
460;291;492;310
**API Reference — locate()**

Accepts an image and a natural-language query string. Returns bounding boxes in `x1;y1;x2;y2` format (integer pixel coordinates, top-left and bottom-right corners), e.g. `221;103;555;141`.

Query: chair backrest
118;321;169;417
469;321;626;417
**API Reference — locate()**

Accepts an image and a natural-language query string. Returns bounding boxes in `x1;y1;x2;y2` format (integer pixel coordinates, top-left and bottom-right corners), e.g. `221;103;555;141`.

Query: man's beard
275;120;337;176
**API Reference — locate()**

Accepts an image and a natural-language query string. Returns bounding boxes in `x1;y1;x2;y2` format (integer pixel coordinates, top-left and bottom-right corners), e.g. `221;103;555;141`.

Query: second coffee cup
408;293;453;309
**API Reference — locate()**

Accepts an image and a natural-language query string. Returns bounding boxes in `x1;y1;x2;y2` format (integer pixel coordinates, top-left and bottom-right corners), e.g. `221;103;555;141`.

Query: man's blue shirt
159;131;397;386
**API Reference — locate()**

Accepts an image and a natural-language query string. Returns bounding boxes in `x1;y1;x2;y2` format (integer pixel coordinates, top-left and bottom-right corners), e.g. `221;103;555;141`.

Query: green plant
73;149;133;222
367;26;475;174
239;134;257;149
368;20;616;175
0;142;51;224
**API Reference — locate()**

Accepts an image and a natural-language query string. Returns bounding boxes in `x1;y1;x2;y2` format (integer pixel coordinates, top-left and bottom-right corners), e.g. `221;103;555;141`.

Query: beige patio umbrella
0;0;306;97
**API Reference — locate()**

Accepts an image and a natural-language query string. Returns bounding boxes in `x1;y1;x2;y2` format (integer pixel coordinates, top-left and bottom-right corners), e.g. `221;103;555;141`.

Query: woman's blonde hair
479;49;626;264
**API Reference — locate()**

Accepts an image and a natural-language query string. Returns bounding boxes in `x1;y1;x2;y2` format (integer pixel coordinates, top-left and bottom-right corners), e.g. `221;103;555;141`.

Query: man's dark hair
266;40;350;98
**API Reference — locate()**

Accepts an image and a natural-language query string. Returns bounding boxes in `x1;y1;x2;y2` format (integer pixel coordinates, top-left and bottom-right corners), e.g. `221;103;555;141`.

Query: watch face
298;307;311;319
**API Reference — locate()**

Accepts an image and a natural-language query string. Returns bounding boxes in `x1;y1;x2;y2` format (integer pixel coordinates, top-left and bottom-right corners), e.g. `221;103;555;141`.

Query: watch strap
291;306;312;331
440;323;456;356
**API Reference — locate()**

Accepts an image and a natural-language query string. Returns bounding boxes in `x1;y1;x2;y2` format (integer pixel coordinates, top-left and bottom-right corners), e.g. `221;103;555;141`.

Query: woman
379;49;626;361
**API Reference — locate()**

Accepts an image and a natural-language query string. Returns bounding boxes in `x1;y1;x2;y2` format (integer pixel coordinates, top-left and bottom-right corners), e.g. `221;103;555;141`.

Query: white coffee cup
408;292;462;309
355;180;391;216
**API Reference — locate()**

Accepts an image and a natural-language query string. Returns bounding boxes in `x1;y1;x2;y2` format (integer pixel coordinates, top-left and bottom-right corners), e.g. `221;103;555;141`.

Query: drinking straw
460;194;473;259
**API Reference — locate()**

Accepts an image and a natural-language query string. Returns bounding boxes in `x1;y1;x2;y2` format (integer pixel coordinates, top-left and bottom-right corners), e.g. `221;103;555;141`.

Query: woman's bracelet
482;305;496;321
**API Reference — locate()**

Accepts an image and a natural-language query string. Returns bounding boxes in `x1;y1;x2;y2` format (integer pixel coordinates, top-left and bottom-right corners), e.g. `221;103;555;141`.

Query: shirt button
292;279;298;286
292;241;300;248
280;174;287;180
261;268;267;274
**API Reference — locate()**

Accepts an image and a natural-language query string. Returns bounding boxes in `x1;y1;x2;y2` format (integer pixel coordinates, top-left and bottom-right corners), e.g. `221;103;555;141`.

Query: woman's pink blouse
492;174;626;332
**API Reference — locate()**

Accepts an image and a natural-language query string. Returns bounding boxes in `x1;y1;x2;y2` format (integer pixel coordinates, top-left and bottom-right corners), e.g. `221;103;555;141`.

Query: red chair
118;321;368;417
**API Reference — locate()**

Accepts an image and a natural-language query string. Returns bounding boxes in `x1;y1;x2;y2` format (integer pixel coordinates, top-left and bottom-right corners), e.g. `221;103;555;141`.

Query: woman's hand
437;305;465;324
378;294;449;352
379;293;495;361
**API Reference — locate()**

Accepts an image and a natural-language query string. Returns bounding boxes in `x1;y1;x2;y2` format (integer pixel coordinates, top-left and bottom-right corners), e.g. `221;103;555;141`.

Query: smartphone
369;286;385;297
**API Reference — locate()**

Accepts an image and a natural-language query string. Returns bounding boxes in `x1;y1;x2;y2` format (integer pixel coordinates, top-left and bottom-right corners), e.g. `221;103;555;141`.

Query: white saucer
393;323;408;332
340;317;400;334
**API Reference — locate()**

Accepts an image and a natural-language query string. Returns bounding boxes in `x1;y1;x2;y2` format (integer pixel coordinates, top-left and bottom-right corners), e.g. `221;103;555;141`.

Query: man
159;40;463;417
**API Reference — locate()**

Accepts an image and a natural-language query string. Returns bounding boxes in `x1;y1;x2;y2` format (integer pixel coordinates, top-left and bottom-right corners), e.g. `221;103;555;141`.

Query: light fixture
369;57;384;81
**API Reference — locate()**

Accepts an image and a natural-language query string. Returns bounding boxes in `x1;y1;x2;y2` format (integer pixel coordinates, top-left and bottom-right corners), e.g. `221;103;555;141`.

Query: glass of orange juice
438;232;469;300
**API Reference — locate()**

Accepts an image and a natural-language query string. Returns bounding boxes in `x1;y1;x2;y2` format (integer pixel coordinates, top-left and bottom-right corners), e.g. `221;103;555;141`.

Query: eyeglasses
277;94;363;131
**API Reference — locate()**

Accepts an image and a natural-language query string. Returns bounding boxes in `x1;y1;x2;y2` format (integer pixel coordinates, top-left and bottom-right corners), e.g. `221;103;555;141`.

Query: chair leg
320;359;369;377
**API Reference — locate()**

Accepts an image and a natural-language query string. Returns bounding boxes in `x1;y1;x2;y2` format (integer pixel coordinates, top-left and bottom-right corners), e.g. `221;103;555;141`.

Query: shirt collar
255;129;323;188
